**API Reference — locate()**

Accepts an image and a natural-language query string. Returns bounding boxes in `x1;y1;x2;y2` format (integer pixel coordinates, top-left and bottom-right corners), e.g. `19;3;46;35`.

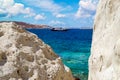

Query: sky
0;0;99;28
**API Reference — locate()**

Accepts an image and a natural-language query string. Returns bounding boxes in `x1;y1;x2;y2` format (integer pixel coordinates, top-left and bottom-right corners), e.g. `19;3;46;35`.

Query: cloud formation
55;14;66;18
75;0;98;18
24;0;67;18
0;0;99;28
34;14;45;20
25;0;62;13
49;20;65;27
0;0;34;17
0;0;47;21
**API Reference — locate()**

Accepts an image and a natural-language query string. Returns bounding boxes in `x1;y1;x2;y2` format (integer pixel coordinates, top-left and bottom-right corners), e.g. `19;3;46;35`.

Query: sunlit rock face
0;22;74;80
89;0;120;80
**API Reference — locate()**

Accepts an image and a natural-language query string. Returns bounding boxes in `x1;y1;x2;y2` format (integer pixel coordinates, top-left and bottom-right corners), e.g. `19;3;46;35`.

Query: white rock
0;22;74;80
89;0;120;80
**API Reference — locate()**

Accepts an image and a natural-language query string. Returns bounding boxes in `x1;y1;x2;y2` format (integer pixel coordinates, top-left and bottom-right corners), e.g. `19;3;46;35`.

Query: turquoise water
27;29;93;80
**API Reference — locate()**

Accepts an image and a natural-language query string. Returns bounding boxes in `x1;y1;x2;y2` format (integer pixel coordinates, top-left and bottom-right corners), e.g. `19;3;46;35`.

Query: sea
27;29;93;80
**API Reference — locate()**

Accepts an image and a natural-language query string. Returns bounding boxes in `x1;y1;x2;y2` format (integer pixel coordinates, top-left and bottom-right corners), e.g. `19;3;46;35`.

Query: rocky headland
0;22;74;80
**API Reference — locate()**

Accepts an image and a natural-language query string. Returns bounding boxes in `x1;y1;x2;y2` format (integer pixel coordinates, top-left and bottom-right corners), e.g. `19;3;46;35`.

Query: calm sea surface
27;29;93;80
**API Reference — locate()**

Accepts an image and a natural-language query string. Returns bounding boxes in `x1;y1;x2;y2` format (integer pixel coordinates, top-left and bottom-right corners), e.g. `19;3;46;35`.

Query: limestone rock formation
0;22;74;80
89;0;120;80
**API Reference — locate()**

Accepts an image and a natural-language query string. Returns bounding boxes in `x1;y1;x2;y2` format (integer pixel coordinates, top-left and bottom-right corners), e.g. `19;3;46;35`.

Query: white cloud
0;9;6;14
24;0;69;18
7;3;27;15
34;14;45;20
24;12;36;18
55;14;66;18
0;0;35;18
49;20;65;27
75;0;98;18
80;0;96;11
25;0;62;14
0;0;14;8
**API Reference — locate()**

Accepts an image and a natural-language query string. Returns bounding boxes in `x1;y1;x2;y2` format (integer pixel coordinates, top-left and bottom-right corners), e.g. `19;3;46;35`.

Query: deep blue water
27;29;93;80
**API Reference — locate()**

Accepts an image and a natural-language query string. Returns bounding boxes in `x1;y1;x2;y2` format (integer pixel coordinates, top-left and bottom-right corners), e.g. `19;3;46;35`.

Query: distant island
0;21;92;31
0;21;51;29
0;21;70;31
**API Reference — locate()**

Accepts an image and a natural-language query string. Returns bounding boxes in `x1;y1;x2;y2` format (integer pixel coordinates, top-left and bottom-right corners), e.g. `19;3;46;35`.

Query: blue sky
0;0;99;28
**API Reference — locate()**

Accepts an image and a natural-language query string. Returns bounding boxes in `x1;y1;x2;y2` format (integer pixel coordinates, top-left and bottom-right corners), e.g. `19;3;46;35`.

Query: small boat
51;28;68;31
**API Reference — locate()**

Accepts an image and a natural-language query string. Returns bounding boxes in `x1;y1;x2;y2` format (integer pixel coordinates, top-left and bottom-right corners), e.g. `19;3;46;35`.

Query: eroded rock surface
89;0;120;80
0;22;74;80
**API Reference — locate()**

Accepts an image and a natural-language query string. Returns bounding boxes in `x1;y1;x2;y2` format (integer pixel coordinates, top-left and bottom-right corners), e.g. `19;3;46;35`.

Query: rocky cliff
89;0;120;80
0;22;74;80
